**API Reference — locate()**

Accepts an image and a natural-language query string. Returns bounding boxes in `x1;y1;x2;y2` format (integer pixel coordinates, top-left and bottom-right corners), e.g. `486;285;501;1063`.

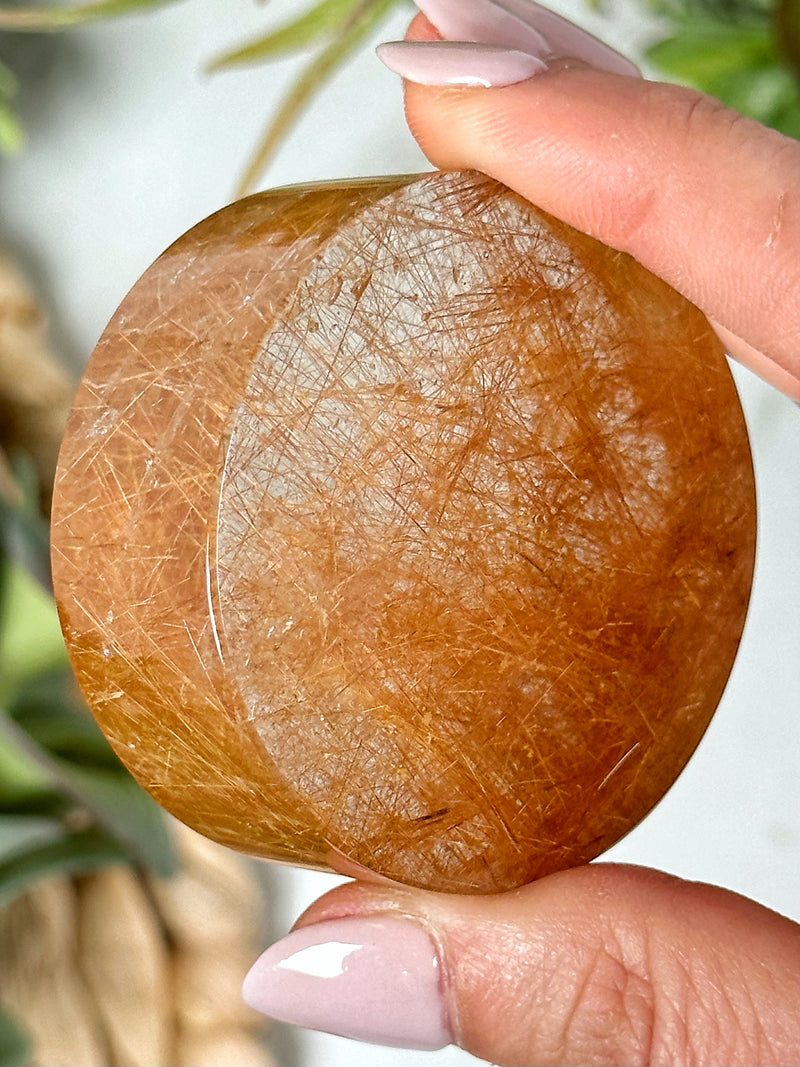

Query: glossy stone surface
51;171;756;893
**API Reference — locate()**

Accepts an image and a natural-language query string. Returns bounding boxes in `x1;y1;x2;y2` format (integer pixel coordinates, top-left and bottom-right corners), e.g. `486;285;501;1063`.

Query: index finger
394;11;800;399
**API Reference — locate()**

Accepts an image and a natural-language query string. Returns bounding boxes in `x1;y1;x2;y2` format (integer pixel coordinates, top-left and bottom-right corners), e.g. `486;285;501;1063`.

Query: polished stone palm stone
51;171;756;893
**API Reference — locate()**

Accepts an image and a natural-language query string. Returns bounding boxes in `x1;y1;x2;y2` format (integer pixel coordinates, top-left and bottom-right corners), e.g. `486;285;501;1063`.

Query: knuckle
560;937;657;1066
679;87;743;139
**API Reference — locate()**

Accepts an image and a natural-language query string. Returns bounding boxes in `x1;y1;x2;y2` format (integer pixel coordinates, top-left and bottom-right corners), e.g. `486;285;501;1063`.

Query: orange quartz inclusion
51;172;756;893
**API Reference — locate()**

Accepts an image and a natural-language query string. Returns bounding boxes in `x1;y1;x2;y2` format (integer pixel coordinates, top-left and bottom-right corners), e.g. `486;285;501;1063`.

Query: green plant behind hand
0;0;796;186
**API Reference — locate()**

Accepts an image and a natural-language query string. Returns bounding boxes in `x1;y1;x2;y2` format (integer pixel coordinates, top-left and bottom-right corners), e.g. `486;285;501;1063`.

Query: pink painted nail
377;40;548;87
242;916;452;1050
413;0;640;78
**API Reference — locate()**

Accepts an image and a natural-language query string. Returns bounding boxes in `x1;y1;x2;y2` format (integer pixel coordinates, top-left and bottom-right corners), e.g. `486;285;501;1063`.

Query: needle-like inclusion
51;171;756;893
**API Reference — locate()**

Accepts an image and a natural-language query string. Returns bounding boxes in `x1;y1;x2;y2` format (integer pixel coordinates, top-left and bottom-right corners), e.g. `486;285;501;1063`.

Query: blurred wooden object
0;250;74;500
0;821;275;1067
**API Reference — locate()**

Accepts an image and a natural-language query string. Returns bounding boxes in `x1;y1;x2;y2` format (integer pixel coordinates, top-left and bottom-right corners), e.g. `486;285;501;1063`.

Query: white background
1;3;798;1065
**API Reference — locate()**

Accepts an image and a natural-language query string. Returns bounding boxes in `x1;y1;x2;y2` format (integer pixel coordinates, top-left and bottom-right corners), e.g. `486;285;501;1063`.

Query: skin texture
293;865;799;1066
401;14;800;399
267;14;800;1067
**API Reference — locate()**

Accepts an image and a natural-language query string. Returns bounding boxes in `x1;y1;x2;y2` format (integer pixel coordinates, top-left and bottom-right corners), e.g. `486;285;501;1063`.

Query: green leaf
8;669;120;769
644;0;774;17
0;1006;30;1067
0;106;29;155
0;712;176;876
646;18;772;82
712;59;799;134
645;14;799;133
0;0;181;30
0;64;24;156
0;813;65;863
53;760;176;876
209;0;364;72
0;491;52;593
0;563;67;705
0;57;17;96
0;783;69;817
0;718;53;809
238;0;399;193
0;825;126;904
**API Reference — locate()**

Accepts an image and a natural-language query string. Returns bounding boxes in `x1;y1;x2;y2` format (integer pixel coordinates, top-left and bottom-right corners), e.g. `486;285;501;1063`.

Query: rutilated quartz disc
51;171;756;893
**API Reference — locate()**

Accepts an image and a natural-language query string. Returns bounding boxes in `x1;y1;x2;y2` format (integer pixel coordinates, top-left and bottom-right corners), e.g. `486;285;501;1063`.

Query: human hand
241;4;800;1064
377;0;799;402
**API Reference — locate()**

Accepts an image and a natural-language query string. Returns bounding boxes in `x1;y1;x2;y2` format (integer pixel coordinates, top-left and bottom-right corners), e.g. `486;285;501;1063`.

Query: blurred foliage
0;0;797;183
0;1004;29;1067
643;0;799;135
233;0;401;193
0;0;411;182
0;0;176;28
0;151;177;1048
0;455;176;910
0;58;24;153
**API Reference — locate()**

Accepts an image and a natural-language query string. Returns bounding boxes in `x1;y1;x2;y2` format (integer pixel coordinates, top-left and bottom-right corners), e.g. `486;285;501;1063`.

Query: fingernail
377;40;547;87
413;0;640;77
242;916;452;1050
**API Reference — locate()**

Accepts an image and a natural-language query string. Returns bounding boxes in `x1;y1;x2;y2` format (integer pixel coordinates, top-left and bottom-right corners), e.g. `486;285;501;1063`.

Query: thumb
242;864;799;1065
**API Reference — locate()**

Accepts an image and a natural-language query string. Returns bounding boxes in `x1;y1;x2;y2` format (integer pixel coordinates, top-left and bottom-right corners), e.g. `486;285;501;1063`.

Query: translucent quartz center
51;172;756;892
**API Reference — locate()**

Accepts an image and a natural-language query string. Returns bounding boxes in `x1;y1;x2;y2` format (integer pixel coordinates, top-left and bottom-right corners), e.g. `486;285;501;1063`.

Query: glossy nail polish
242;916;451;1050
377;40;548;87
414;0;640;77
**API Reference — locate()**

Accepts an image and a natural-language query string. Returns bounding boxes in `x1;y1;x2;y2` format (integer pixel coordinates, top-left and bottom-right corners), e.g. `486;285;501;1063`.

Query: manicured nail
377;40;547;87
413;0;641;77
242;916;451;1050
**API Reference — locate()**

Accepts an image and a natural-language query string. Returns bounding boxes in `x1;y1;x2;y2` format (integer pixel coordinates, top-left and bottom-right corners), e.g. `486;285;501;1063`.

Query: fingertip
268;865;798;1063
242;913;452;1050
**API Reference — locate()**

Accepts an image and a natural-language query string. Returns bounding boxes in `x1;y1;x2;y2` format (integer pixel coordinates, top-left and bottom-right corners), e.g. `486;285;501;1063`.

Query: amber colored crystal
51;172;756;893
